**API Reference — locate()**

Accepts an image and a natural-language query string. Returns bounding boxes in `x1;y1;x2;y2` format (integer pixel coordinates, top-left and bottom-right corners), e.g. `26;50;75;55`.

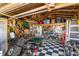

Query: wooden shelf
33;23;65;26
70;38;79;41
70;25;79;27
70;31;79;33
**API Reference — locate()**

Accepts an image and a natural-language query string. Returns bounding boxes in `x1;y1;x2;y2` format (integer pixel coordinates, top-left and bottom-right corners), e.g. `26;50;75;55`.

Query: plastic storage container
55;17;62;23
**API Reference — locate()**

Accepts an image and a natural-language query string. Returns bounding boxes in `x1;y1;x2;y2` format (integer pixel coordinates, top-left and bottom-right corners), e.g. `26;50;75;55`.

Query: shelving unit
70;38;79;41
70;25;79;27
69;20;79;41
70;31;79;33
33;23;65;26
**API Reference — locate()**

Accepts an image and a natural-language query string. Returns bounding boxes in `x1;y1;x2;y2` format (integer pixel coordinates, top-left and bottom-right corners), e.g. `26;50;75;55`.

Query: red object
34;48;38;56
60;31;66;45
37;20;43;24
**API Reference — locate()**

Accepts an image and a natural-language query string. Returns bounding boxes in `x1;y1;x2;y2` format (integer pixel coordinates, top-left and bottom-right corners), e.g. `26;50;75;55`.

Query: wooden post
45;3;52;12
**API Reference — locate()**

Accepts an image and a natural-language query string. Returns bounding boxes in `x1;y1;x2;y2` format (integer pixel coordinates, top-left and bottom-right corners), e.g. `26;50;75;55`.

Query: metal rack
64;19;79;56
68;19;79;56
69;21;79;41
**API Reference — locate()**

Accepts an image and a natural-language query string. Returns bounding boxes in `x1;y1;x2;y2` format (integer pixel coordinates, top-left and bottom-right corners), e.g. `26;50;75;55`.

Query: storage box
51;19;55;24
0;51;2;56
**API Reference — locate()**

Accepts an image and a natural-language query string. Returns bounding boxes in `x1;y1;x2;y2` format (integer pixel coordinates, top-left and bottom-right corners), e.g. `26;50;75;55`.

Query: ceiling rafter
0;3;30;13
12;3;55;17
0;3;78;18
13;3;77;18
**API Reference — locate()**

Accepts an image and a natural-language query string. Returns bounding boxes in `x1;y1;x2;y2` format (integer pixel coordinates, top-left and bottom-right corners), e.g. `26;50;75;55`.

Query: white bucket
0;51;2;56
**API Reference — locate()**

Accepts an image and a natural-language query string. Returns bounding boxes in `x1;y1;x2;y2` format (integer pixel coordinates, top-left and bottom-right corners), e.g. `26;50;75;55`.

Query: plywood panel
0;3;7;8
4;3;45;16
0;3;78;18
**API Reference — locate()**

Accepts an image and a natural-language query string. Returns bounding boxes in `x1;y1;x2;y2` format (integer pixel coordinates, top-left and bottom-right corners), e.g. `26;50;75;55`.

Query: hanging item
13;19;16;27
37;20;43;24
17;20;23;28
34;26;42;37
31;14;38;21
23;21;29;29
43;18;50;24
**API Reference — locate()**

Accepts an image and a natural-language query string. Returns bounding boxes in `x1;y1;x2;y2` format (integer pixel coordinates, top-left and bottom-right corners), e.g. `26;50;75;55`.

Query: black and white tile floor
33;40;64;56
8;38;77;56
33;40;77;56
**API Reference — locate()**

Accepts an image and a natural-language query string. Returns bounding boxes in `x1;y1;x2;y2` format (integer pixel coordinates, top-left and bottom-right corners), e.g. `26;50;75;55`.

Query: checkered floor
8;38;77;56
33;40;77;56
33;40;65;56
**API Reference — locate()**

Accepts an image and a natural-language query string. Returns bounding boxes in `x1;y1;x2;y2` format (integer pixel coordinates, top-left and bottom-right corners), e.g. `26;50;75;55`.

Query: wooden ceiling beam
0;3;29;13
0;4;14;12
12;3;55;18
4;3;45;16
0;12;11;17
56;9;79;11
0;3;77;18
13;3;77;18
